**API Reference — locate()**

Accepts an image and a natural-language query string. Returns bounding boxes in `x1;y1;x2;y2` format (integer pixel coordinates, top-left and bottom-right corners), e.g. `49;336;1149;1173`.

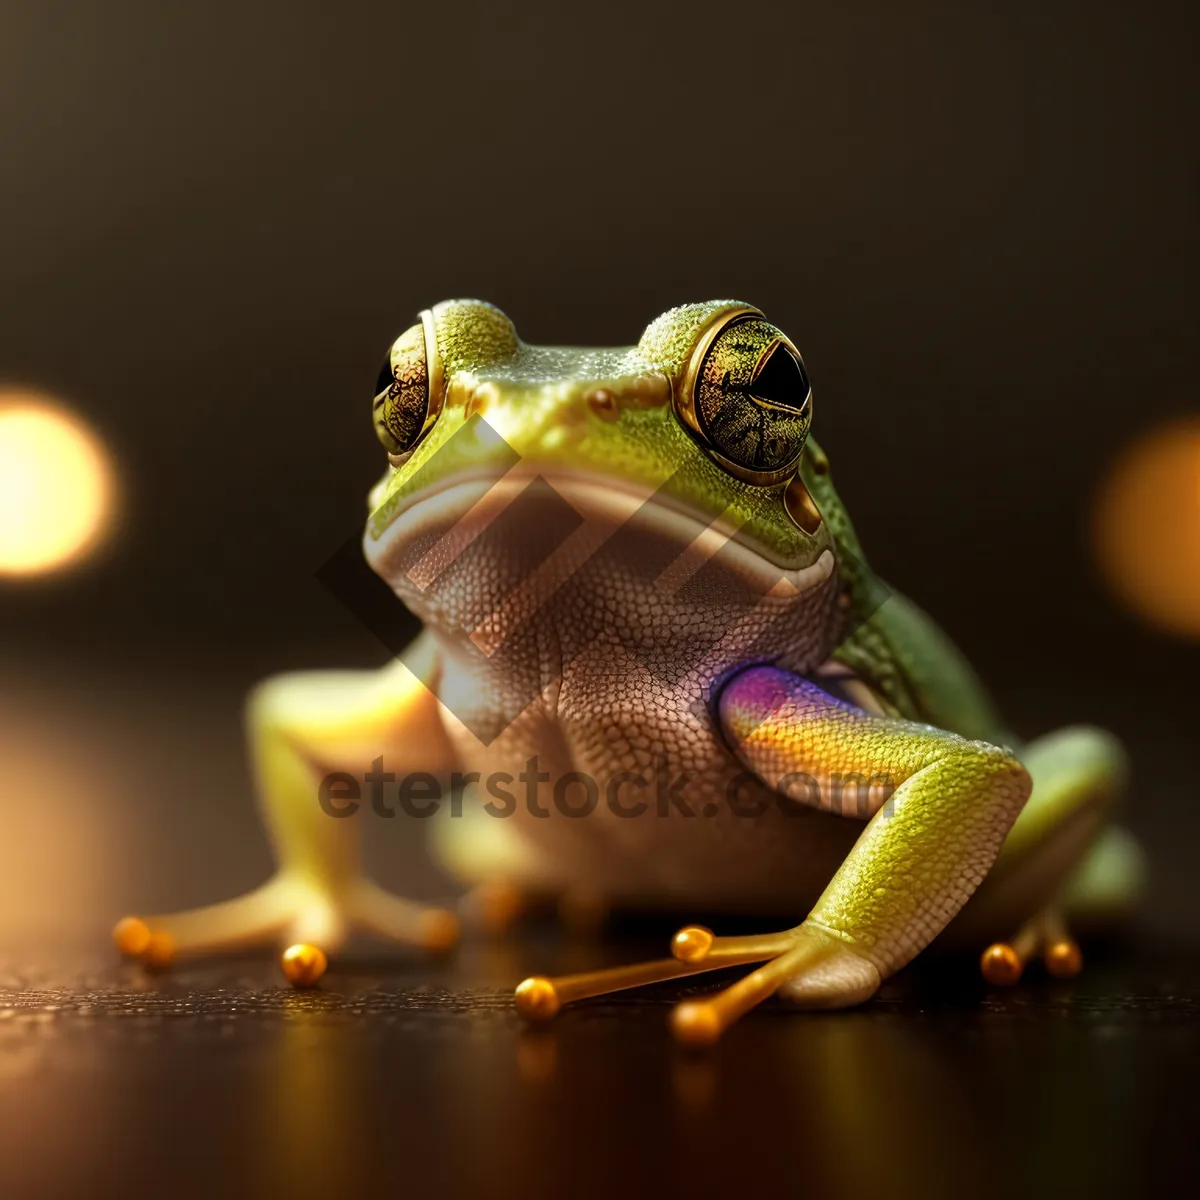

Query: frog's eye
674;307;812;485
372;312;445;460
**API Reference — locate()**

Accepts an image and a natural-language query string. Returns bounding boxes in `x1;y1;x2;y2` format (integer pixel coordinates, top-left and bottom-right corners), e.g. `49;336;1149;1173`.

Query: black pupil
750;342;809;412
375;355;394;396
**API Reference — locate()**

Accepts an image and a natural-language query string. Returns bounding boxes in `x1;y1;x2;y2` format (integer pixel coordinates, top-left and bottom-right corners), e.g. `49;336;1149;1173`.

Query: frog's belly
434;714;863;914
443;801;861;914
429;571;854;912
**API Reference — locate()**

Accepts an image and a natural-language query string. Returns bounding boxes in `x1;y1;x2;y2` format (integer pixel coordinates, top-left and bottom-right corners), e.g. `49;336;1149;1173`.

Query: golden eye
675;307;812;485
373;311;444;459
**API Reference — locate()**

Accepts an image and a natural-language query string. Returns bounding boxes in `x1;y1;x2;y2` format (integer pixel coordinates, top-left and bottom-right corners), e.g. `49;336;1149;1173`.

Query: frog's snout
451;371;672;439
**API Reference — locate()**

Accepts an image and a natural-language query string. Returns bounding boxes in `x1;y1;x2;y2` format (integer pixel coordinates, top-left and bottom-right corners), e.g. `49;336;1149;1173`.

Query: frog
113;299;1145;1043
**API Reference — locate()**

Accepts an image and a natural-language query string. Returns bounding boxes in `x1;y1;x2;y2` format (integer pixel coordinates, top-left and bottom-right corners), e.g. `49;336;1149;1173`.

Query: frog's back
801;439;1011;747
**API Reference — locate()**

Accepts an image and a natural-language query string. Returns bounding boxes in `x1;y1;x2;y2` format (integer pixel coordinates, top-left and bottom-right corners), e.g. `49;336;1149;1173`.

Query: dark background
1;2;1197;1197
2;0;1197;909
2;0;1196;672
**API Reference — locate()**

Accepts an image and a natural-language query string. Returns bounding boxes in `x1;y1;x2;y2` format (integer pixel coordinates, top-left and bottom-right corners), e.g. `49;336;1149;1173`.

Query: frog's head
364;300;837;660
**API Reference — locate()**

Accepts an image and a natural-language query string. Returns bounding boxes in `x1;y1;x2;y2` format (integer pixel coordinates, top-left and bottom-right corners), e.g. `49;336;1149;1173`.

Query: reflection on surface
0;934;1189;1198
786;1018;981;1199
256;994;368;1196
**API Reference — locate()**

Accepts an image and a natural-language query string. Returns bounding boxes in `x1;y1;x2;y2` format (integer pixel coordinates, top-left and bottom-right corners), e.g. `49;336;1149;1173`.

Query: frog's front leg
517;664;1032;1043
113;634;461;984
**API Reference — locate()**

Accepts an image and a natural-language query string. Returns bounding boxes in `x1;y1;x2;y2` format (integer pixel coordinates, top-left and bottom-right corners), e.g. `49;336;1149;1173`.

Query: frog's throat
365;469;835;599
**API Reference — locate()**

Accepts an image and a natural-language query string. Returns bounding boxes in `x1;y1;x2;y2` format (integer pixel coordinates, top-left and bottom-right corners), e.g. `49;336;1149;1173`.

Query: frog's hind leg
979;907;1083;985
427;794;546;935
1062;824;1146;928
948;726;1143;985
114;638;463;984
976;826;1146;985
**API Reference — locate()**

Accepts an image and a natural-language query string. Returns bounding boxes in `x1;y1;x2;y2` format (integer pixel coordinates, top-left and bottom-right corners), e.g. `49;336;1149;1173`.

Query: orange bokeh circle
1093;417;1200;639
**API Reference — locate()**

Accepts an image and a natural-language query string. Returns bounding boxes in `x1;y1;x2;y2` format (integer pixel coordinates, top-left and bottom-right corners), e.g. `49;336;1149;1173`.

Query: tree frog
114;299;1144;1043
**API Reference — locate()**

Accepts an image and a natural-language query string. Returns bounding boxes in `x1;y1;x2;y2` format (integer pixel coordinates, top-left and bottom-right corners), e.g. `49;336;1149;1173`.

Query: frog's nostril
586;388;619;421
584;374;671;421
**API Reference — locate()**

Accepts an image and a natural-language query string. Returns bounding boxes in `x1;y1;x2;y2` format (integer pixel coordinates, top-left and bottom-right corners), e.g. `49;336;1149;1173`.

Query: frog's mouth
365;466;834;603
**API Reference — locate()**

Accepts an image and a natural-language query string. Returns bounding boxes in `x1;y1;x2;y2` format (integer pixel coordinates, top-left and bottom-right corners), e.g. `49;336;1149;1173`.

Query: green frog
114;299;1144;1043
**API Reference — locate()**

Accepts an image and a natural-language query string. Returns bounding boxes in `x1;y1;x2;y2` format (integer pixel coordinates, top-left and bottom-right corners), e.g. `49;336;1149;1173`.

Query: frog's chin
365;467;835;599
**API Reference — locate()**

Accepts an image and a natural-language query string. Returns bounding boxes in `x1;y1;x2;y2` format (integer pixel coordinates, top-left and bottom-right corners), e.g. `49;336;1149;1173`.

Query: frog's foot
113;875;299;969
514;921;881;1043
351;879;460;954
670;922;882;1044
457;879;525;935
980;908;1083;987
113;874;459;985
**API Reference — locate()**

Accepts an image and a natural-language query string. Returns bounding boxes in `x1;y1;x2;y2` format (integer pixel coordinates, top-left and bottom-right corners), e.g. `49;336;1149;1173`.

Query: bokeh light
1093;416;1200;639
0;390;116;577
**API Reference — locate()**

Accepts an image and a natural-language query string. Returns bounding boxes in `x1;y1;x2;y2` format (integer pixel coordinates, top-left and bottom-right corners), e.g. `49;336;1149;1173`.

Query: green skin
118;299;1144;1034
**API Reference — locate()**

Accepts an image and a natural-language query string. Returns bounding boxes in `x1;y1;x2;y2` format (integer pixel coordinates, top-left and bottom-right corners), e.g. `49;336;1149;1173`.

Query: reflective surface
1;933;1197;1199
0;658;1197;1199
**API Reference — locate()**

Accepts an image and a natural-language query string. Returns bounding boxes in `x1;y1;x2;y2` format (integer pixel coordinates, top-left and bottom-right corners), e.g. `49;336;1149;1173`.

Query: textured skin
376;502;850;909
118;298;1140;1014
718;666;1030;974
